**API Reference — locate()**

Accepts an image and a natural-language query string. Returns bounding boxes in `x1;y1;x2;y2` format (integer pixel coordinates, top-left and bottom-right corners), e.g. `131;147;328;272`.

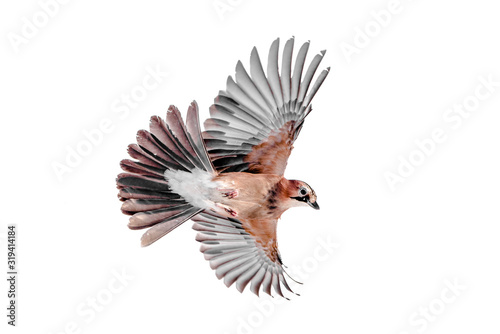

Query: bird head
288;180;319;210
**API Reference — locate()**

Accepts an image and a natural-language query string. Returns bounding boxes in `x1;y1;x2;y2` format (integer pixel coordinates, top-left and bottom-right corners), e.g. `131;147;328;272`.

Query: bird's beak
308;200;320;210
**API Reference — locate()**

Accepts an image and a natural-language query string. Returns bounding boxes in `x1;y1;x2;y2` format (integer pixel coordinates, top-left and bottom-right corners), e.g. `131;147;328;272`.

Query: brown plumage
116;37;328;298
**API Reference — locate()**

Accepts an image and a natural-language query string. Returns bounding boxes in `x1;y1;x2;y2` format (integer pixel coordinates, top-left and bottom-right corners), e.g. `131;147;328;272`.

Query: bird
116;37;329;298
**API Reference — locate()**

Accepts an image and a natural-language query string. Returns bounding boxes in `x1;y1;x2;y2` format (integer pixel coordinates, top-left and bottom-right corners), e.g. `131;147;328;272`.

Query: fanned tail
116;101;215;247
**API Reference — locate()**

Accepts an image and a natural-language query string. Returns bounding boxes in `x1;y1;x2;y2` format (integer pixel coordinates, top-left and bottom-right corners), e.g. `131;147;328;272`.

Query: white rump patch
164;169;220;210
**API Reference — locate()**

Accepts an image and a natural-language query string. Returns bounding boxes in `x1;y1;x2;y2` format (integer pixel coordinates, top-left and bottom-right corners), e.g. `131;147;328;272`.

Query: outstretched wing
192;212;299;298
203;37;329;175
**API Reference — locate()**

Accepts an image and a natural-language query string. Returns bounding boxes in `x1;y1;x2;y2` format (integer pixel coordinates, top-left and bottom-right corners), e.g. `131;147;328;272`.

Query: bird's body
165;168;314;222
117;37;329;298
215;172;284;219
215;172;316;219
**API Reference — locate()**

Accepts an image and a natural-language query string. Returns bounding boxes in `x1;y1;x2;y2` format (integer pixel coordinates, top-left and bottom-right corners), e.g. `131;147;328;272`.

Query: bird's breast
213;173;285;219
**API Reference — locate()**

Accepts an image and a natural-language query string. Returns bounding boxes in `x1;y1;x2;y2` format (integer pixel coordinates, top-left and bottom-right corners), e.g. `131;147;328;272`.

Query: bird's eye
299;187;307;196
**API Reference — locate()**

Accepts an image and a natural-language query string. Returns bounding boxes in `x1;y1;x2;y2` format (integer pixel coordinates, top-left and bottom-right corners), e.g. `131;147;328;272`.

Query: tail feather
116;173;170;191
140;207;201;247
148;115;197;170
119;159;165;178
164;106;206;171
185;102;215;173
117;101;213;246
121;198;187;215
128;203;192;229
127;144;165;169
136;129;193;171
118;188;181;201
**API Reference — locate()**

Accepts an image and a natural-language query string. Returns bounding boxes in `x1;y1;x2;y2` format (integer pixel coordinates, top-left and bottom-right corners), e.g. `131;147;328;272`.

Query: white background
1;0;500;333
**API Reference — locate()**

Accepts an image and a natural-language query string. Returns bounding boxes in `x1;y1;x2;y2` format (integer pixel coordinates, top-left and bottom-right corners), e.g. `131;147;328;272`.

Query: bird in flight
116;37;329;298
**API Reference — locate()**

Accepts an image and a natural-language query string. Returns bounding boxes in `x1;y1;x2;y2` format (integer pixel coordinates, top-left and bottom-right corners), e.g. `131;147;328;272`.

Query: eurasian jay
116;37;329;298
